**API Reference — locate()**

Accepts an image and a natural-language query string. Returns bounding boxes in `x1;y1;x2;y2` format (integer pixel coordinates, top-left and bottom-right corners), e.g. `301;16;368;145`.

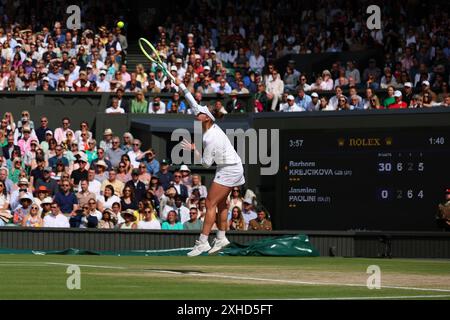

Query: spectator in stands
137;208;161;230
76;179;96;208
92;148;112;172
43;202;70;228
183;207;203;230
106;97;125;113
54;179;78;215
97;184;121;211
248;208;272;231
279;94;301;112
54;117;74;145
170;171;189;202
228;206;246;231
148;97;166;114
295;87;312;111
100;169;124;197
242;197;257;229
388;91;408;109
254;83;269;112
118;209;137;229
161;210;183;230
306;92;320;111
105;136;125;168
130;91;148;113
383;86;396;108
368;95;383;109
167;92;187;113
226;90;245;113
266;69;284;111
35;167;58;196
98;209;116;229
124;169;146;202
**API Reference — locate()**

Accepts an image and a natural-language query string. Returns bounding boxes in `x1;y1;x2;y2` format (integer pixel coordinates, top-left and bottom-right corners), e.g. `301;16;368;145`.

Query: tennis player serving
174;77;245;256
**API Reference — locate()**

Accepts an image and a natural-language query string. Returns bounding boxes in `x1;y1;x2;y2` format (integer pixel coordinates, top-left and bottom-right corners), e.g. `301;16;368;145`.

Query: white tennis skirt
213;163;245;187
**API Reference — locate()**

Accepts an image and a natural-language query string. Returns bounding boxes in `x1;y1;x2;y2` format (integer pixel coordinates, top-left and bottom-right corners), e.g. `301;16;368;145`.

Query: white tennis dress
179;83;245;187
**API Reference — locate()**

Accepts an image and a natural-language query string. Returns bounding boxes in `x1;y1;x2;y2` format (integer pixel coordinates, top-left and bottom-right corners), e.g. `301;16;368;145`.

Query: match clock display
280;127;450;231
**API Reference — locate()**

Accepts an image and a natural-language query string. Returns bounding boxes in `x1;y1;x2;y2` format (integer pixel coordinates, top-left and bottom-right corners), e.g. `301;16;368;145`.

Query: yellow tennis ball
117;21;124;28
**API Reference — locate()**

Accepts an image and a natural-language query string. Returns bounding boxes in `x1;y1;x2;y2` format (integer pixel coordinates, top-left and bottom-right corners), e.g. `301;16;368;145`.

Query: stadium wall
0;227;449;258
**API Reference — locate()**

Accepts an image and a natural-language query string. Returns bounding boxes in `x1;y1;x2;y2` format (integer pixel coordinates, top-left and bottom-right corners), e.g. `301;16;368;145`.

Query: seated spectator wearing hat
13;194;33;225
33;185;50;207
124;168;146;202
281;95;305;112
118;209;138;229
70;153;89;186
183;207;203;230
10;178;34;211
156;159;173;190
43;202;70;228
161;210;184;230
96;69;110;92
99;129;114;152
35;167;59;196
242;197;257;230
306;92;320;111
402;82;414;105
137;208;161;230
388;91;408;109
248;208;273;231
225;90;245;113
40;197;53;218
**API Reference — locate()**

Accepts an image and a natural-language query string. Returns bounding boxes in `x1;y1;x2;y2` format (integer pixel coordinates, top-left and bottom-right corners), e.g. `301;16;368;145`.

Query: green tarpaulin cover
0;234;319;257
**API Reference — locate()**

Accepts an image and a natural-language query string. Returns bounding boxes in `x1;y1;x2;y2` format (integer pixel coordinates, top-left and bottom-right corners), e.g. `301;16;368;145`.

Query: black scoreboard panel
279;127;450;231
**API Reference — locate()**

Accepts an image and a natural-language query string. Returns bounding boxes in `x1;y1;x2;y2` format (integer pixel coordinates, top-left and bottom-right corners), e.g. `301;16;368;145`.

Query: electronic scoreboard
279;127;450;231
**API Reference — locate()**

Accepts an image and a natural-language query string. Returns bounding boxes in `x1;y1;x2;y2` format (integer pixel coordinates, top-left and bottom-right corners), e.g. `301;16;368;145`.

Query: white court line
44;262;450;294
1;260;449;294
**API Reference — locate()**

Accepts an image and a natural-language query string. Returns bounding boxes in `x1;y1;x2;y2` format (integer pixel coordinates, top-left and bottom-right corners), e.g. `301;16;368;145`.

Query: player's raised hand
181;138;195;151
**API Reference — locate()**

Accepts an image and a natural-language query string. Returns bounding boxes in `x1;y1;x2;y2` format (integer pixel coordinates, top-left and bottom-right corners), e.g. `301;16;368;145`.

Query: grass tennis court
1;255;449;300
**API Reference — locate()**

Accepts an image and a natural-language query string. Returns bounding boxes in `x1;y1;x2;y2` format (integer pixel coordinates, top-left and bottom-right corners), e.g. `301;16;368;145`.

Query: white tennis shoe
187;240;211;257
208;237;230;254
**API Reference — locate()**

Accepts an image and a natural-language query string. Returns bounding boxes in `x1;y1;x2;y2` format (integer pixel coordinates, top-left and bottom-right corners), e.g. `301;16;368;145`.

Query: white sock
217;230;226;240
199;234;209;243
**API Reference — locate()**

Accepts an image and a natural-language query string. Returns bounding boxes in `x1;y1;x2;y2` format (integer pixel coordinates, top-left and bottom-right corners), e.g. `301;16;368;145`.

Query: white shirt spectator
137;220;162;230
98;195;121;210
43;213;70;228
148;101;166;114
96;79;110;92
161;204;190;223
105;106;125;114
249;53;265;74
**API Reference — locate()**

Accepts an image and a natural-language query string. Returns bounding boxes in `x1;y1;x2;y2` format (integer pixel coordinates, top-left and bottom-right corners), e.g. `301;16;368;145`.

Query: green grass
0;255;449;300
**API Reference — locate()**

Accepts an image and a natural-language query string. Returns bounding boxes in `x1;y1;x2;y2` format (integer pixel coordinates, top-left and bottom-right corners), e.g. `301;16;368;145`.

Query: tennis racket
138;37;176;82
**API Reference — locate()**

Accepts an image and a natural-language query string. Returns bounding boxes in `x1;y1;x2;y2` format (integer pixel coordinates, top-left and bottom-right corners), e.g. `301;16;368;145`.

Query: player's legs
188;182;231;257
202;182;232;236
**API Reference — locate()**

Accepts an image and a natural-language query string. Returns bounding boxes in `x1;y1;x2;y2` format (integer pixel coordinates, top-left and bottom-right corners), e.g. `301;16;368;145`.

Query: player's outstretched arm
174;78;200;115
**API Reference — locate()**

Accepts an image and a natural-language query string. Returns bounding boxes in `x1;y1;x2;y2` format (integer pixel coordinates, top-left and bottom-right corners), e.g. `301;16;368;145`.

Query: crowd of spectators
1;0;449;114
0;112;272;231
